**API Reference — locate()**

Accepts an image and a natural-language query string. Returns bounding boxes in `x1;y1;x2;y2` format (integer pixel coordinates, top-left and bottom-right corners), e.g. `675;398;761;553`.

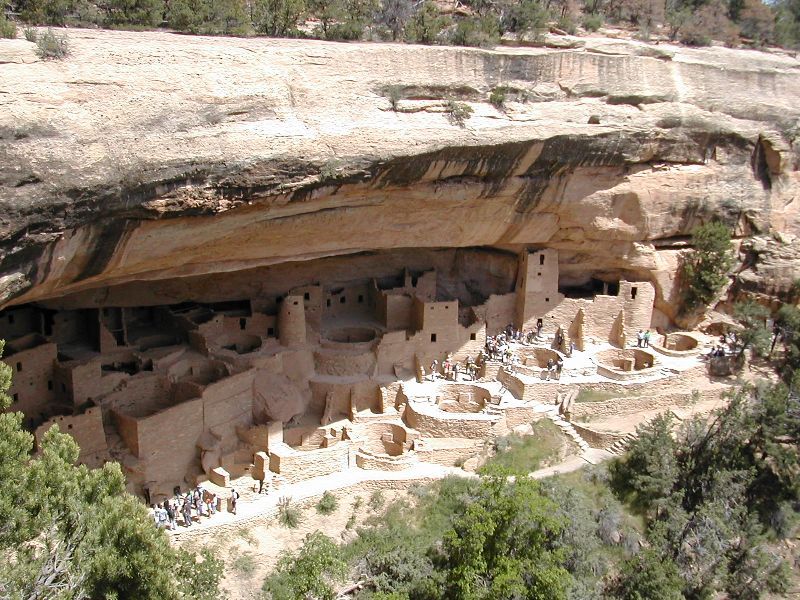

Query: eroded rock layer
1;29;799;318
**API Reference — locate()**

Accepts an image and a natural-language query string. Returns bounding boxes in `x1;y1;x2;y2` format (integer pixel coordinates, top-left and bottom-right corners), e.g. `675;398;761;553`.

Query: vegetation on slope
0;340;225;600
261;372;799;599
3;0;800;49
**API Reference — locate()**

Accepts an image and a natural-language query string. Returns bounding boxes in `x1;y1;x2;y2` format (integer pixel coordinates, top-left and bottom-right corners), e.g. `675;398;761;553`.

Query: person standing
182;496;193;527
637;330;644;347
230;488;240;515
644;330;651;347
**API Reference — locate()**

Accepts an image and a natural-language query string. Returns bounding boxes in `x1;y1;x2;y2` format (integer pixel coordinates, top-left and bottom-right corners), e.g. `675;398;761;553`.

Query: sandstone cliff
1;29;799;321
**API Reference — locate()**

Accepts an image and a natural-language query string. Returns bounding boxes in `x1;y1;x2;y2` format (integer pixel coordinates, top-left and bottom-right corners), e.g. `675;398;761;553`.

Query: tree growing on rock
681;221;734;313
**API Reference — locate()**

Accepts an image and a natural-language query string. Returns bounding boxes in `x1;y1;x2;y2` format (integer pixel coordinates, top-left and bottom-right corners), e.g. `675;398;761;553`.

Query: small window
12;393;18;403
68;424;73;430
304;292;310;301
631;287;638;299
412;276;418;287
358;295;364;303
430;333;437;342
545;298;550;303
267;327;275;336
239;318;246;330
326;299;331;307
340;296;346;304
293;301;299;306
470;333;477;341
48;380;53;391
537;272;541;277
16;362;21;372
539;255;545;265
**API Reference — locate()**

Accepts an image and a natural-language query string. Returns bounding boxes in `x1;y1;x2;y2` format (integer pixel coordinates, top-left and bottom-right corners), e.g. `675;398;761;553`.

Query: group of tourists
485;322;544;362
636;330;652;347
430;355;478;381
151;485;239;530
545;357;564;380
709;331;739;358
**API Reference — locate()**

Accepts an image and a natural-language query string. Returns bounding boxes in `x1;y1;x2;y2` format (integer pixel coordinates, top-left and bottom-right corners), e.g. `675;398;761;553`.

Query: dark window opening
631;287;638;300
47;380;53;391
411;276;418;287
430;333;437;342
293;301;299;306
267;327;275;336
470;333;477;341
12;393;18;403
445;305;449;309
537;272;541;277
68;424;73;430
16;362;22;372
340;296;346;304
276;296;283;304
304;292;310;301
239;318;246;330
326;299;331;307
358;295;364;303
539;255;545;265
545;298;550;303
537;318;543;327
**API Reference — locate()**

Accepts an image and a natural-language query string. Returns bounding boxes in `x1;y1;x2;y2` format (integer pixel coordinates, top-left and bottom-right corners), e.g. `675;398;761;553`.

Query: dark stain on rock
77;219;135;281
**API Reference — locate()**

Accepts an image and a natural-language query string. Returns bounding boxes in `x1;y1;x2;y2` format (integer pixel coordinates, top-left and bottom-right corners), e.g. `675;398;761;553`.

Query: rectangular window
545;298;550;303
304;292;310;301
539;255;545;265
239;318;246;330
358;295;364;303
48;380;53;391
16;362;21;372
340;296;346;304
470;333;477;341
12;393;18;403
631;287;638;299
267;327;275;336
326;299;331;307
430;333;437;342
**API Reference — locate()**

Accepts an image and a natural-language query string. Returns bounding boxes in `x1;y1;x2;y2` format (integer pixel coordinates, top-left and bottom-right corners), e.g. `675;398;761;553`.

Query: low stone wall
355;451;417;471
571;423;624;448
414;440;483;467
269;442;351;483
571;388;723;419
404;401;499;439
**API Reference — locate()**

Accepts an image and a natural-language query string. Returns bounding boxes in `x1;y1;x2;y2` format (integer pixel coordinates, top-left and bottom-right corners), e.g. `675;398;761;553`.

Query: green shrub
449;14;499;47
489;86;507;108
232;551;257;577
385;84;403;111
582;13;603;31
263;532;347;599
405;0;448;44
0;15;16;39
35;28;69;60
23;26;38;42
368;490;385;511
277;496;303;528
316;491;338;515
557;14;577;35
445;99;473;127
681;221;734;311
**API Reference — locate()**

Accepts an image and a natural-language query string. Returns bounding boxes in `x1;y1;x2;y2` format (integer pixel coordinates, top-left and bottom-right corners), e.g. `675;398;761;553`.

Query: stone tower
278;295;306;347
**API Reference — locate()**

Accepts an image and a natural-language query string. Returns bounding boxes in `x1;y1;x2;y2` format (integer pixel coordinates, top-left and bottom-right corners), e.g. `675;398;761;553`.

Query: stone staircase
606;432;638;456
538;405;591;457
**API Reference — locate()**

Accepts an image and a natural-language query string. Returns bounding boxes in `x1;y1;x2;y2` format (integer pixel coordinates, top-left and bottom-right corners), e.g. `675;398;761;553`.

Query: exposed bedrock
1;30;799;319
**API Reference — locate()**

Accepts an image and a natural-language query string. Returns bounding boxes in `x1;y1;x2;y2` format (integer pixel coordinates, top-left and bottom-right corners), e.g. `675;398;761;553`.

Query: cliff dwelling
0;245;707;501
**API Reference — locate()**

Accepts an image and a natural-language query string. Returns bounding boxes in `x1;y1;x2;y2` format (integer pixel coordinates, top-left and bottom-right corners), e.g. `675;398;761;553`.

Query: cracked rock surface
1;29;799;319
